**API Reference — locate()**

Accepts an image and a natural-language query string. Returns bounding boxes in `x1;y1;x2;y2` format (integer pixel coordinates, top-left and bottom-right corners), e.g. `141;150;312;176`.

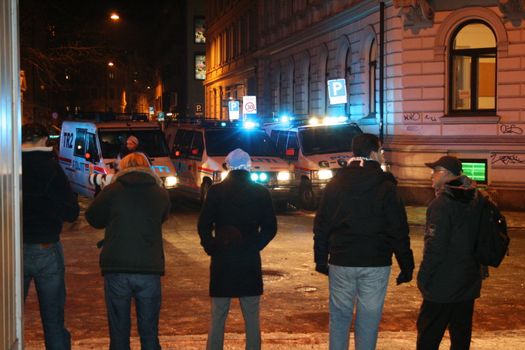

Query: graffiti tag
500;124;523;135
491;153;525;165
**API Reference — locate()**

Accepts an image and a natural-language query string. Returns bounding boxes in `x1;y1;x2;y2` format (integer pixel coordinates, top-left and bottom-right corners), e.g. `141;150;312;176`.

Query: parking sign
228;100;240;120
327;79;347;105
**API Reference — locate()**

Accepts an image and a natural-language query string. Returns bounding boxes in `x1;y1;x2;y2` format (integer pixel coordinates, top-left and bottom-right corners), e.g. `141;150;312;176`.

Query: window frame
448;20;497;115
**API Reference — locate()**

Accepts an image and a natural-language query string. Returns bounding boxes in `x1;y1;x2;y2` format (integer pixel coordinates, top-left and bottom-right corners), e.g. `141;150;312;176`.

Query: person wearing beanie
22;122;80;349
85;152;171;349
116;135;141;169
313;133;414;350
417;155;484;349
197;148;277;350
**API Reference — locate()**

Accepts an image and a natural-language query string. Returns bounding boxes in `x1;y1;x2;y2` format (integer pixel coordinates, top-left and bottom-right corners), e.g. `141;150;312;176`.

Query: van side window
189;131;204;160
276;131;287;157
86;133;100;163
172;129;187;157
74;129;87;157
286;131;299;160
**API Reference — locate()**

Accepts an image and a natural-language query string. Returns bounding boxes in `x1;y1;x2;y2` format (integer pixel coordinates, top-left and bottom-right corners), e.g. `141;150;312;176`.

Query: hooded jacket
85;167;170;275
197;170;277;297
313;160;414;271
417;175;483;303
22;147;79;244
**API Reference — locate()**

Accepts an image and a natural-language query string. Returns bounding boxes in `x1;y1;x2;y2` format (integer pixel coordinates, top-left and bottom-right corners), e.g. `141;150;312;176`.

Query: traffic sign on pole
242;96;257;115
327;79;348;105
228;100;240;120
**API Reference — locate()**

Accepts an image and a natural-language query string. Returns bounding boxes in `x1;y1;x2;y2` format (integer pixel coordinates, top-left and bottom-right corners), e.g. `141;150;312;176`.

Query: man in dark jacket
417;156;483;350
313;133;414;350
198;148;277;350
85;152;171;350
22;123;80;350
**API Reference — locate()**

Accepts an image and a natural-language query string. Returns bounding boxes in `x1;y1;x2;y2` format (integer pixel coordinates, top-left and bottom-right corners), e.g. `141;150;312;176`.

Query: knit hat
225;148;251;170
127;135;139;146
22;123;49;143
425;156;462;176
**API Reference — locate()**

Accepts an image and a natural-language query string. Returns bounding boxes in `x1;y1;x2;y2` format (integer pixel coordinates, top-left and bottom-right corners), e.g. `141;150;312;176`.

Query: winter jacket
313;160;414;272
417;175;483;303
22;147;79;244
85;167;171;275
197;170;277;297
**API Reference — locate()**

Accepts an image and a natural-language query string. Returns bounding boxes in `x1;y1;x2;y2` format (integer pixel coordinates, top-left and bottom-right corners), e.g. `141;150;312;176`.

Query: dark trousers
24;242;71;350
104;273;162;350
416;299;475;350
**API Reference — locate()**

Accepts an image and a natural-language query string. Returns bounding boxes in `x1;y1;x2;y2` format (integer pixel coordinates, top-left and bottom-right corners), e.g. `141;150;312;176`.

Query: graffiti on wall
499;123;524;135
403;112;438;122
491;153;525;167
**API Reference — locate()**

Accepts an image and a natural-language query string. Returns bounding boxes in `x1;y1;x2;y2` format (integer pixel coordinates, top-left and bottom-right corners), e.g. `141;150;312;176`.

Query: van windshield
98;129;169;158
299;124;362;155
205;128;278;156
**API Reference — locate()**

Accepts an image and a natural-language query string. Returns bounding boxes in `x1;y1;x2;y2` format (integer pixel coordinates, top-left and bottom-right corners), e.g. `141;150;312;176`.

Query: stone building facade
204;0;525;209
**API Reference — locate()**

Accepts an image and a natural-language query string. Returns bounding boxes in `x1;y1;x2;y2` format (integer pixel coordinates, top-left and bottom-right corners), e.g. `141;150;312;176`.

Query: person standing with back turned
85;152;171;350
197;148;277;350
22;122;80;349
417;156;483;350
313;133;414;350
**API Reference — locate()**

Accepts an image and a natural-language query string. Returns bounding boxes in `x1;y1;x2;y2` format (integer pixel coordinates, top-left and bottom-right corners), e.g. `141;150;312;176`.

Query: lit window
450;22;496;113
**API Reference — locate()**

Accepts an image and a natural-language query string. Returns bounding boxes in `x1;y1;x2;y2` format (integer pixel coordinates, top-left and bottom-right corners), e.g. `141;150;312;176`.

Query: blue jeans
328;265;391;350
24;242;71;350
104;273;162;350
207;296;261;350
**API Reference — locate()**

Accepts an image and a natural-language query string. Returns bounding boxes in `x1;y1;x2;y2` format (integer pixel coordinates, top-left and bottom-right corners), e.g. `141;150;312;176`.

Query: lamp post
106;61;115;112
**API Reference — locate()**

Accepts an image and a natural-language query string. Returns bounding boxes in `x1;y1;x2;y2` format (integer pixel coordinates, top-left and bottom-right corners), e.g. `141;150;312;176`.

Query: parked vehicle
264;116;363;210
59;116;177;198
164;119;294;210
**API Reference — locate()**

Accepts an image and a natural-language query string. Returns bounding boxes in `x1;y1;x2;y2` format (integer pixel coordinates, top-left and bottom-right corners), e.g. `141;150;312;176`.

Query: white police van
164;119;294;210
264;116;362;210
59;116;177;198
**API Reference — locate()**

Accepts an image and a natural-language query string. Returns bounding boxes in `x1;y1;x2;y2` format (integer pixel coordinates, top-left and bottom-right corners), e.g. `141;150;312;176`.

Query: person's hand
315;264;329;276
396;269;413;285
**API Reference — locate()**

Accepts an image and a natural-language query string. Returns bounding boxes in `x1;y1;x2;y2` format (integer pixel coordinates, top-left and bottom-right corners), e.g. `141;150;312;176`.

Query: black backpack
474;195;510;267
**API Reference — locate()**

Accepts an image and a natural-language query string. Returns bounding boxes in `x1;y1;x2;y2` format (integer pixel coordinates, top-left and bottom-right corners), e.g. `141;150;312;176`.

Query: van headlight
164;176;178;188
318;169;333;180
277;171;291;182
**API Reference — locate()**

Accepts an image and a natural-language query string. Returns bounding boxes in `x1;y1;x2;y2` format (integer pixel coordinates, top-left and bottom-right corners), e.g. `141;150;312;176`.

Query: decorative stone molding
393;0;434;33
498;0;525;26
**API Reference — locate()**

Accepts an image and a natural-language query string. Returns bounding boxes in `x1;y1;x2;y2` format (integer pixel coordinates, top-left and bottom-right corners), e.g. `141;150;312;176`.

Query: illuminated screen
460;159;487;184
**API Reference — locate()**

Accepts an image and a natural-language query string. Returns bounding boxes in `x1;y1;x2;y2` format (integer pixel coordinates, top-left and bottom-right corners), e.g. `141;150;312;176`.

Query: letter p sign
327;79;347;105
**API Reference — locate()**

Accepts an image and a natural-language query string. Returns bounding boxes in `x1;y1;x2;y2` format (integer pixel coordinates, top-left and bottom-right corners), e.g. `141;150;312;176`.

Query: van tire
200;179;212;205
299;179;317;211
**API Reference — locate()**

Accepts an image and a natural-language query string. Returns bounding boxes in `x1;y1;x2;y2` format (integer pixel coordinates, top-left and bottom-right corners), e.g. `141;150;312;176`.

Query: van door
71;129;94;197
171;129;194;191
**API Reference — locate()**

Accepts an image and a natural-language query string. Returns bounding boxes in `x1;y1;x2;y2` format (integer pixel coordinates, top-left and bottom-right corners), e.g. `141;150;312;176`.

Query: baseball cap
425;156;462;176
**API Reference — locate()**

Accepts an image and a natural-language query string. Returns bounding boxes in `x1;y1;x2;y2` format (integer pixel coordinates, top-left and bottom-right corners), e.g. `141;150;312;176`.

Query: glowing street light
107;61;114;67
110;13;120;21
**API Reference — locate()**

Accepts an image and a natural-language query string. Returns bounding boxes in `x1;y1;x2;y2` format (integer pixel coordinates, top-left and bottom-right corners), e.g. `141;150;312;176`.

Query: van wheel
200;179;212;205
299;180;317;211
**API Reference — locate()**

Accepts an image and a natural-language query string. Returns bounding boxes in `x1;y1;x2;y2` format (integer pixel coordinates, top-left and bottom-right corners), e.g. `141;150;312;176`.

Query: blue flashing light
251;173;259;181
280;115;290;123
259;172;268;181
220;122;227;127
243;121;258;129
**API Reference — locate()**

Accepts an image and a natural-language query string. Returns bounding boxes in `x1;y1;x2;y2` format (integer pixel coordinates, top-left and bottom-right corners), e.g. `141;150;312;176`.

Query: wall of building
206;0;525;209
0;0;24;348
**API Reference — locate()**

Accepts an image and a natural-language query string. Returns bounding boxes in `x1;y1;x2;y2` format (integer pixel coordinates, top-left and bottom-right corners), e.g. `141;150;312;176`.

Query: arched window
369;38;377;117
449;21;496;113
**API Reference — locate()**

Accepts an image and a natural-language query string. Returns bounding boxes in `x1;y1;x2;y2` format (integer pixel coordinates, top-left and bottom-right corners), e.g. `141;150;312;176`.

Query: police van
59;116;177;198
164;119;294;210
264;116;362;210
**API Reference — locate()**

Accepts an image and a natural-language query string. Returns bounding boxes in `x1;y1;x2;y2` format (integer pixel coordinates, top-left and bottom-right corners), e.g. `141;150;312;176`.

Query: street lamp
110;12;120;21
106;61;115;112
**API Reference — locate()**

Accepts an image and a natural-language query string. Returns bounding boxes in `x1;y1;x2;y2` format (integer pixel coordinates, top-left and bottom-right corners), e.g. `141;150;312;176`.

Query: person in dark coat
85;152;171;350
197;148;277;350
417;156;483;350
22;122;80;350
313;133;414;350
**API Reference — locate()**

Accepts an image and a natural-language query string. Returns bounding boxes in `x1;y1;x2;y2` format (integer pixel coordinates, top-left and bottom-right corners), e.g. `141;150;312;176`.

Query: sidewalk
406;206;525;229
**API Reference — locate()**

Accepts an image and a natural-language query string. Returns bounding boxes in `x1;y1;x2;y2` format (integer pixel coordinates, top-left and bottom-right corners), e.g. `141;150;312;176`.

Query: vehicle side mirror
85;152;100;163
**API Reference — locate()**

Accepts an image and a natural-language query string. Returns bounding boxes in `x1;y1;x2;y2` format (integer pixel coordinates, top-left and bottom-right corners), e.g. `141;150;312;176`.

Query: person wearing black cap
417;155;484;350
314;133;414;350
22;123;80;349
